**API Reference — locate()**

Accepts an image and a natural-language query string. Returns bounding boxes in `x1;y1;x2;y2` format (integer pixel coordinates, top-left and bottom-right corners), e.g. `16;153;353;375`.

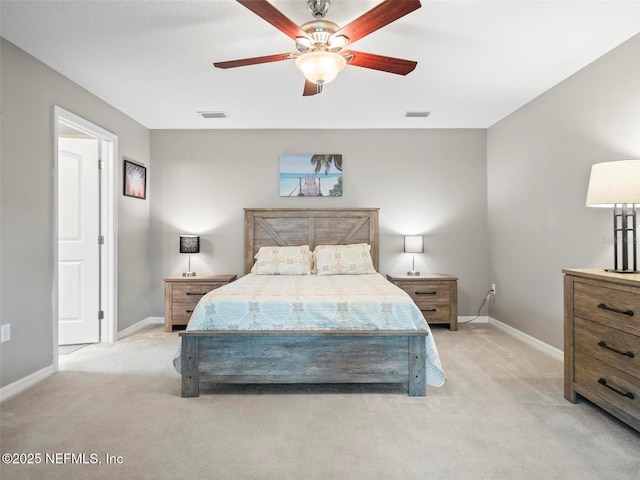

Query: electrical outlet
491;284;496;295
1;323;10;343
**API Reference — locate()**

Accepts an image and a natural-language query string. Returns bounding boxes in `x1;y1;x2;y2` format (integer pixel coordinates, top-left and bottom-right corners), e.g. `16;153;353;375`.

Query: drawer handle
186;292;206;296
423;308;437;312
186;310;194;314
597;340;635;358
597;378;635;400
597;303;634;317
415;291;437;296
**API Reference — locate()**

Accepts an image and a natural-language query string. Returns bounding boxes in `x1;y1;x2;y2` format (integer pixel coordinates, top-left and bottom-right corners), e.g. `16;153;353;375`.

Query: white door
58;137;101;345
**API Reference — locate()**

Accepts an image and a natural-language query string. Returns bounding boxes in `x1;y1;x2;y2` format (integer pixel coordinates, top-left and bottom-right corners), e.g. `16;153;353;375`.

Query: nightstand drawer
575;317;640;378
420;304;451;321
401;283;451;305
171;304;198;325
574;281;640;335
172;282;221;302
575;351;640;420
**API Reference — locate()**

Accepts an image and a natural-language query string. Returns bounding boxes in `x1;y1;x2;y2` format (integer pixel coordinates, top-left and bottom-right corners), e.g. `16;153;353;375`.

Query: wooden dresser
563;269;640;431
164;274;236;332
386;273;458;331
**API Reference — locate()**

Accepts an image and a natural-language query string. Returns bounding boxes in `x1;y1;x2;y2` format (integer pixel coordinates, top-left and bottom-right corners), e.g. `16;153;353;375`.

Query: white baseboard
117;317;164;340
1;317;164;402
0;365;55;402
458;315;489;324
488;317;563;361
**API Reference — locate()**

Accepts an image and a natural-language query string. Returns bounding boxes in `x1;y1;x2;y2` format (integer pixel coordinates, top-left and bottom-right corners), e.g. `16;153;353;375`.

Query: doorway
54;107;118;364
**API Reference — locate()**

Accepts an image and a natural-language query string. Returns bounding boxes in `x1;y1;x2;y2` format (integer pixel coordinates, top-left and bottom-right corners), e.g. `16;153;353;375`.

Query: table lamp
404;235;424;276
180;235;200;277
586;159;640;273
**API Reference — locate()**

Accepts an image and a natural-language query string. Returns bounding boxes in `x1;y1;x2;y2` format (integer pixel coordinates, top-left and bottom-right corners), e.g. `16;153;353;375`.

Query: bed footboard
180;330;428;397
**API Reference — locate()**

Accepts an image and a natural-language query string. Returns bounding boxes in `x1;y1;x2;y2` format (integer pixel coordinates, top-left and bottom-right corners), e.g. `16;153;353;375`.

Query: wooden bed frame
179;208;428;397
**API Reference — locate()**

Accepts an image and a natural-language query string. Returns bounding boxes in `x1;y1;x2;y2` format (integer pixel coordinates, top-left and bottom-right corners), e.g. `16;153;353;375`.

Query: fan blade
237;0;308;41
343;50;417;75
303;79;320;96
214;53;291;69
334;0;421;45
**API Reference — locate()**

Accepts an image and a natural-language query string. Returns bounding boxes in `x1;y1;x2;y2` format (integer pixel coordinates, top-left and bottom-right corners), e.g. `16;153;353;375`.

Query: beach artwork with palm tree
280;154;343;197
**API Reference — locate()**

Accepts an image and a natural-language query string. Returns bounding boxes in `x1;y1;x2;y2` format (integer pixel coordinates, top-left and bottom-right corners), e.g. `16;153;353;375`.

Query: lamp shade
404;235;424;254
586;159;640;207
295;51;346;84
179;235;200;254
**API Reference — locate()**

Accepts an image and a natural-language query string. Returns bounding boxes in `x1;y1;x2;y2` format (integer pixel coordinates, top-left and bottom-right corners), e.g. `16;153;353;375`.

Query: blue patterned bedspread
174;273;445;387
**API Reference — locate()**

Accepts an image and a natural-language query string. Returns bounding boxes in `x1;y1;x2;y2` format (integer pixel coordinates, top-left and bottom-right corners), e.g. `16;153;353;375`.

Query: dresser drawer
575;351;640;420
575;317;640;378
172;282;222;303
574;281;640;335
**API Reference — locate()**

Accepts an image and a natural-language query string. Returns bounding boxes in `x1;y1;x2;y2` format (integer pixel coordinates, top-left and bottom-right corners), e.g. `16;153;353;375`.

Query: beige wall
0;38;152;387
487;33;640;349
150;129;489;317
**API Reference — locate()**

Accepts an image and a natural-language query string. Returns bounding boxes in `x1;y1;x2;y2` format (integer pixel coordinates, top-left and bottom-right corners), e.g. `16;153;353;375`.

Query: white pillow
314;243;376;275
251;245;312;275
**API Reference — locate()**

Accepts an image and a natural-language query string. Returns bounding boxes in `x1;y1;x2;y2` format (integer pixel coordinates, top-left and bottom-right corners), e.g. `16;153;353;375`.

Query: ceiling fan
214;0;422;96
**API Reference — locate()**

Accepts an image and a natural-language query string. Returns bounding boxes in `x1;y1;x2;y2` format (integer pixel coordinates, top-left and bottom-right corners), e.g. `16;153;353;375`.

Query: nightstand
386;273;458;331
164;274;236;332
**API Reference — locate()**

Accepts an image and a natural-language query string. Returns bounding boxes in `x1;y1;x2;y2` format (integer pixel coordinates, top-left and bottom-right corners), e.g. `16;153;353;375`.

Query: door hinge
98;310;104;320
98;160;104;170
98;235;105;245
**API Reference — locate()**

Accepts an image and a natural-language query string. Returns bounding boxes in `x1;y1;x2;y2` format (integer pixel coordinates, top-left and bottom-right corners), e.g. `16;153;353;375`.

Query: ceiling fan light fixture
295;51;346;85
214;0;422;96
296;36;312;52
329;35;349;49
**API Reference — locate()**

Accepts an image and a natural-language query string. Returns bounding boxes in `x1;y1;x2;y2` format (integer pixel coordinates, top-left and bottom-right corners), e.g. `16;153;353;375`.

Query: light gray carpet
1;323;638;480
58;344;90;355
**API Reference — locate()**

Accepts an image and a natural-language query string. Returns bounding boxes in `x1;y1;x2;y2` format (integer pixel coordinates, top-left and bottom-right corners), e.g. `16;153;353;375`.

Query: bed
175;208;445;397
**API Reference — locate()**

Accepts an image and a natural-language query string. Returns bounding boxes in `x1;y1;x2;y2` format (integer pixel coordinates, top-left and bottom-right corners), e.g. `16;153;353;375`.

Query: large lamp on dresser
586;159;640;273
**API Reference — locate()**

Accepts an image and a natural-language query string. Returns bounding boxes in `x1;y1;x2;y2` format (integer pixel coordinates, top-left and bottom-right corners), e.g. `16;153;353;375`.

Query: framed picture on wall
123;158;146;199
280;154;343;197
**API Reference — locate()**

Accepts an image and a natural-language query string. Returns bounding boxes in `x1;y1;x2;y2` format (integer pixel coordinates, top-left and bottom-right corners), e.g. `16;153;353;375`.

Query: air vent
405;111;431;118
198;111;228;119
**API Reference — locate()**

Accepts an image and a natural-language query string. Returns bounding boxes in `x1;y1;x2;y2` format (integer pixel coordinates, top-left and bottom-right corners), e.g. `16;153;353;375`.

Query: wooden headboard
244;208;379;274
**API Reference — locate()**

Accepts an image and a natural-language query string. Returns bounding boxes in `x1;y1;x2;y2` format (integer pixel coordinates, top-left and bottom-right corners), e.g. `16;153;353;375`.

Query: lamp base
604;268;640;274
182;271;196;277
608;204;638;274
406;270;420;276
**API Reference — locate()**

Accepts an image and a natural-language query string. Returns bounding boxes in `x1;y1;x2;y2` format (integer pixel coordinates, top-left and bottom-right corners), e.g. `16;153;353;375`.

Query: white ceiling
2;0;640;130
